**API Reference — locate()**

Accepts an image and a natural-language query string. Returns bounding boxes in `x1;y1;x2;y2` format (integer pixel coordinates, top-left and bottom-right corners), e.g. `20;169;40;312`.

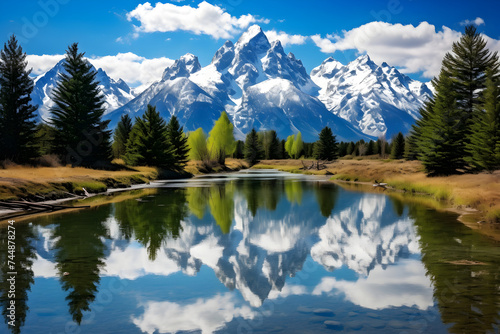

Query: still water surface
1;170;500;333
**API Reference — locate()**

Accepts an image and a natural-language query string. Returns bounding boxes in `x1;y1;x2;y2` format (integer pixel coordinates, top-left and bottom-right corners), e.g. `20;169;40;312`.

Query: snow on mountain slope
31;59;135;121
311;55;432;139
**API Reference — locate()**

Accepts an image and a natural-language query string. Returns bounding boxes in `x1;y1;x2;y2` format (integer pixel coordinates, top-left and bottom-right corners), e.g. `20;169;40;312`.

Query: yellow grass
254;159;500;223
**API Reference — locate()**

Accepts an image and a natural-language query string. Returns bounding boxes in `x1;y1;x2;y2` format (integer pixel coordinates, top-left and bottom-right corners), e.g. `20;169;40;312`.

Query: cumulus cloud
311;21;463;78
126;1;269;39
312;258;434;310
265;30;308;47
27;54;65;76
460;17;485;26
89;53;174;87
132;293;256;334
27;53;174;87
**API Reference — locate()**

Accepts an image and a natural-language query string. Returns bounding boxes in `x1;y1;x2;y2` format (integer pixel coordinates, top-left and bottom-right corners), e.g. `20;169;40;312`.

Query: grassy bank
0;158;248;202
253;159;500;224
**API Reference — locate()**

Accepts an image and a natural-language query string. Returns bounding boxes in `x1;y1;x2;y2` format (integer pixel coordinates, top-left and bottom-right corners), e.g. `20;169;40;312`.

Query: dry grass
0;164;158;200
185;158;249;175
254;159;500;223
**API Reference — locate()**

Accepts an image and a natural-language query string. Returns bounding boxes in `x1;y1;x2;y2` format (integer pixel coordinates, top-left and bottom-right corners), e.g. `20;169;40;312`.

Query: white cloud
89;52;174;87
311;21;463;78
126;1;268;39
132;293;256;334
27;53;174;87
460;17;485;26
265;30;308;47
26;54;65;76
312;258;434;310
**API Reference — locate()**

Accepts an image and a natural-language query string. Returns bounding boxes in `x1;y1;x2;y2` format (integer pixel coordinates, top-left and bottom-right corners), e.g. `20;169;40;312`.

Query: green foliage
338;142;348;157
0;35;38;163
35;123;55;156
313;126;338;161
208;184;234;233
390;132;405;159
465;70;500;171
49;43;111;167
112;114;133;159
244;128;263;166
292;132;304;158
346;142;355;155
258;130;281;159
418;72;466;175
285;135;294;158
166;115;189;170
207;111;236;165
233;140;245;159
124;105;176;169
187;128;209;161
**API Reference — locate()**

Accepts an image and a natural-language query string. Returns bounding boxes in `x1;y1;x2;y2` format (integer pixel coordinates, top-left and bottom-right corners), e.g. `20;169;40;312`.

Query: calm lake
1;170;500;333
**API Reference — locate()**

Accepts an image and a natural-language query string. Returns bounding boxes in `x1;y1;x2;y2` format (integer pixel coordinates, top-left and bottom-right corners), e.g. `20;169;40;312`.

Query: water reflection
1;171;500;333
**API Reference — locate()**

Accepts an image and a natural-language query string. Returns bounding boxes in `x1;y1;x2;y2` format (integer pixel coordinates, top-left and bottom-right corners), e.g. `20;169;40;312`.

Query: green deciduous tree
207;111;236;165
0;35;38;163
112;114;133;159
124;105;176;168
166;115;189;170
465;70;500;171
244;128;263;166
292;132;303;158
187;128;209;162
390;132;405;159
49;43;111;167
313;126;338;161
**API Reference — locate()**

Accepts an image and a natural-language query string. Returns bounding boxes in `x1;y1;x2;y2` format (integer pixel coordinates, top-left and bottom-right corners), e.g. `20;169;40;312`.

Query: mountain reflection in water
1;170;499;333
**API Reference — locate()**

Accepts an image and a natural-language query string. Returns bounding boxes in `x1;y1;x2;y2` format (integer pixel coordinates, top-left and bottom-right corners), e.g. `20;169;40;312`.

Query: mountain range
32;25;433;142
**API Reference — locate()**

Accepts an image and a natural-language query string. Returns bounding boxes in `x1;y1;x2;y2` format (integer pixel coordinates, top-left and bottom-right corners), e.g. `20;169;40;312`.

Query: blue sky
1;0;499;87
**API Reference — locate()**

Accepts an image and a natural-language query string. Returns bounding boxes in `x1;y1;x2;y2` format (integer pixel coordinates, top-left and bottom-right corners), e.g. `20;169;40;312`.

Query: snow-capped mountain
31;59;135;122
32;25;432;141
311;55;433;138
106;25;368;142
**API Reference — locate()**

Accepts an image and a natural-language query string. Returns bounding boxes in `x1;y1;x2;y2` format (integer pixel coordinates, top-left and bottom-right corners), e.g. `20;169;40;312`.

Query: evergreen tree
338;142;348;157
366;140;375;156
280;139;288;159
418;72;466;175
49;43;111;167
390;132;405;159
35;123;55;156
465;69;500;171
259;130;281;159
233;140;245;159
442;25;499;121
207;111;236;165
0;35;38;163
124;105;176;168
112;114;133;159
244;128;263;166
313;126;338;161
166;115;189;170
346;142;355;155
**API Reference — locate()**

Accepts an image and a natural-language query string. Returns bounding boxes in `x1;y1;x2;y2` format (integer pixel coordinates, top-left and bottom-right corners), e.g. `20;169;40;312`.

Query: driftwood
301;160;328;171
0;200;90;214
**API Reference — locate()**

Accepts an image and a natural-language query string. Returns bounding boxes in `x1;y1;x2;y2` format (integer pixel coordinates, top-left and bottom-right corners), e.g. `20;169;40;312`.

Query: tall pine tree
0;35;38;163
49;43;111;167
313;126;338;161
244;128;263;166
124;105;176;168
112;114;133;159
465;69;500;171
390;132;405;159
418;72;466;175
166;115;189;170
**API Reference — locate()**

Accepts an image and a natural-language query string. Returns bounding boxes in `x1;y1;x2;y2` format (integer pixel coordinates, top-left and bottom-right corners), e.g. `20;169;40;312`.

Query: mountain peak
162;53;201;81
211;40;235;70
235;24;270;54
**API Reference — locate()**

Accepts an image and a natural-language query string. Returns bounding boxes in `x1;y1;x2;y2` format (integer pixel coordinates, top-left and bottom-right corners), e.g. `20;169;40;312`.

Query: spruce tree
259;130;280;159
465;69;500;171
244;128;263;166
166;115;189;170
124;105;176;168
418;72;466;175
0;35;38;163
390;132;405;159
49;43;111;167
112;114;133;159
313;126;338;161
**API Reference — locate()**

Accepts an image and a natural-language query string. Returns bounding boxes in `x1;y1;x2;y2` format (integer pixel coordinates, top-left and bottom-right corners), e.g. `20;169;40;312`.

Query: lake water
1;170;500;334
